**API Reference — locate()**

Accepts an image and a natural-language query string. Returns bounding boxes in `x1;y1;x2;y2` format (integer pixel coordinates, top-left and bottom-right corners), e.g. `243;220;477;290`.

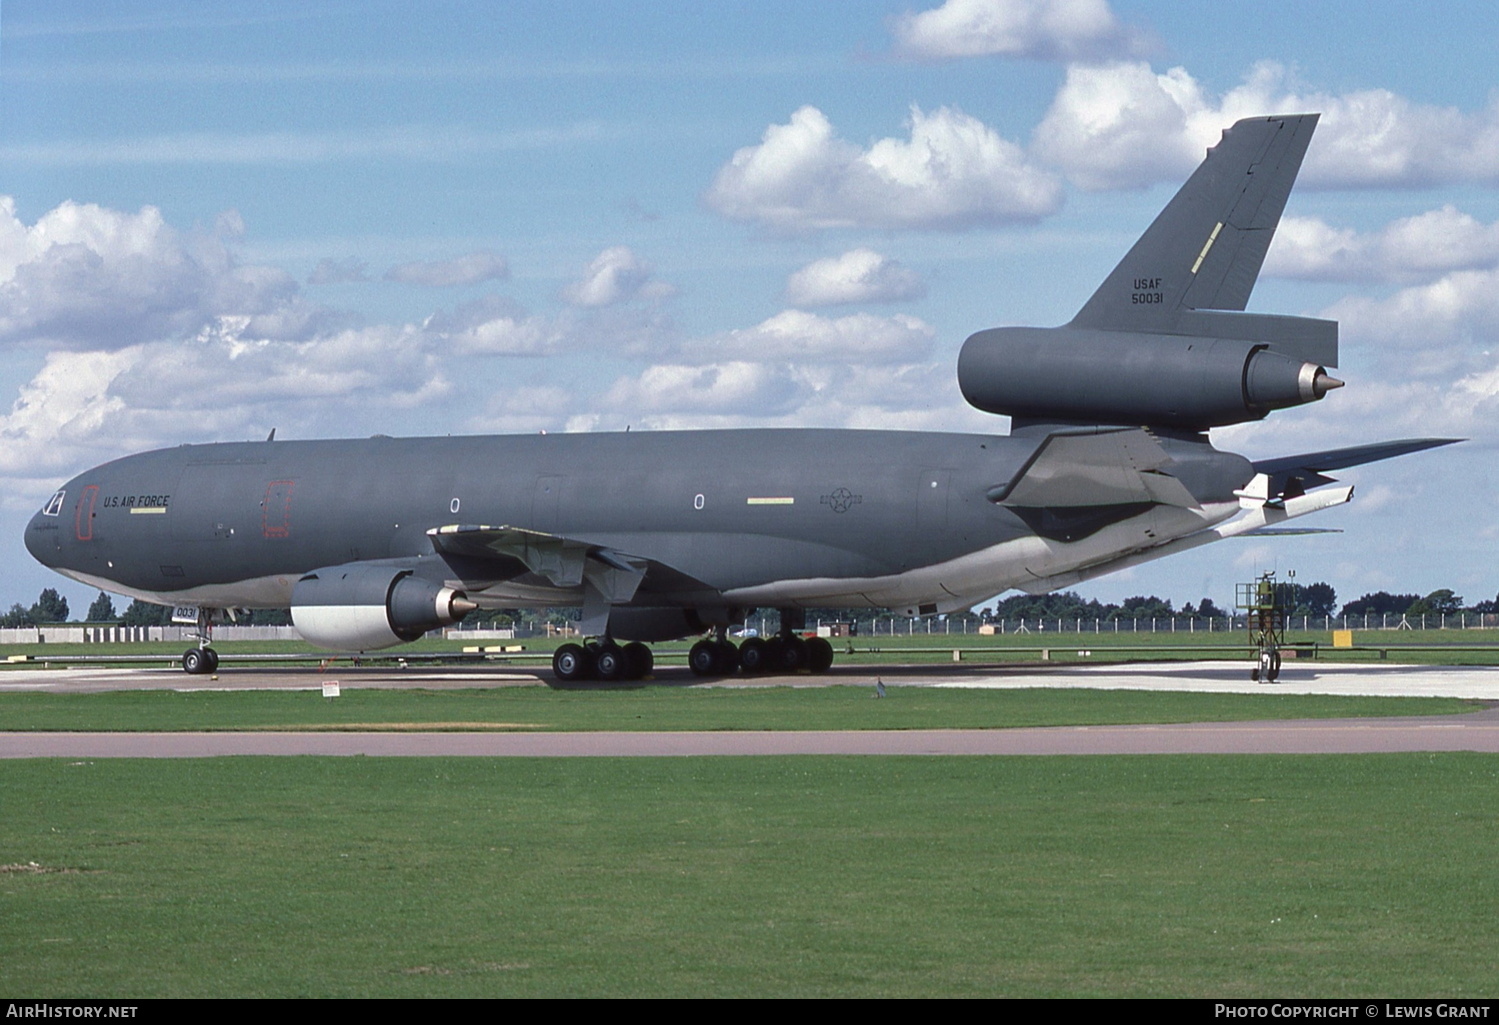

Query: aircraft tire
622;641;652;680
688;639;721;676
738;637;768;674
777;636;808;673
203;647;220;673
806;637;834;674
715;639;740;673
1268;650;1282;682
181;648;207;675
594;643;627;681
553;643;593;682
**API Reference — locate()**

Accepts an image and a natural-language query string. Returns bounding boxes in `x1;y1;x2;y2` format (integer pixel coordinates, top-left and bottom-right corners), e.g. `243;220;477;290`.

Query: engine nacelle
957;326;1340;429
291;563;474;651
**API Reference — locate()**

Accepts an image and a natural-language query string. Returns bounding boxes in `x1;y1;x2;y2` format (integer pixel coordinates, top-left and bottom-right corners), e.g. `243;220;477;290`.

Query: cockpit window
41;490;66;517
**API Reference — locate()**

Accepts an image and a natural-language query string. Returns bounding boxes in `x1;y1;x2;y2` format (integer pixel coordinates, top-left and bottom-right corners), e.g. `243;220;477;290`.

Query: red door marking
75;485;99;541
262;481;295;538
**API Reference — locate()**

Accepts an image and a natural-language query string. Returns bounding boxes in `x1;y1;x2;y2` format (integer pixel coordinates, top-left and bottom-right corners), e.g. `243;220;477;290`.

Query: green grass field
2;755;1496;997
0;686;1480;733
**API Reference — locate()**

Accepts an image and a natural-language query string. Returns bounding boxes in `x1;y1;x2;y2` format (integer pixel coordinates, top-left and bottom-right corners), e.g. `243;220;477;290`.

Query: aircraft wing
986;428;1199;508
1245;437;1461;503
427;523;651;602
1251;438;1460;497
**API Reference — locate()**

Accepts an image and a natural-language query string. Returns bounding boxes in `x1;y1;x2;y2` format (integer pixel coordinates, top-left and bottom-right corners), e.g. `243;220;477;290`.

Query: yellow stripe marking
1190;221;1223;274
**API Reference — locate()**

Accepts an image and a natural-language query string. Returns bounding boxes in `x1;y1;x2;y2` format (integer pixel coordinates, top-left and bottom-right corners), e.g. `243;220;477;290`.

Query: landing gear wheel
688;639;723;677
715;639;740;674
182;648;209;675
1257;650;1275;683
594;644;627;681
622;642;653;680
776;636;808;673
202;647;220;673
553;643;592;682
806;637;834;674
738;637;769;674
1268;649;1282;682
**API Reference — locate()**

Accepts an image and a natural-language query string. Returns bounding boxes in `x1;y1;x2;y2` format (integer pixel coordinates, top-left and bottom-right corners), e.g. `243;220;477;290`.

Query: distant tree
29;588;69;623
1194;598;1228;619
0;603;36;628
86;592;118;623
1470;594;1499;614
1339;592;1422;617
120;600;174;627
1288;582;1337;618
242;608;293;626
1408;589;1463;616
1115;595;1174;618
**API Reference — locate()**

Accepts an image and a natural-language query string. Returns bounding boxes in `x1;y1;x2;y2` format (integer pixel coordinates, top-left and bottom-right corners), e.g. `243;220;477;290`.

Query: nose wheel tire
182;647;218;674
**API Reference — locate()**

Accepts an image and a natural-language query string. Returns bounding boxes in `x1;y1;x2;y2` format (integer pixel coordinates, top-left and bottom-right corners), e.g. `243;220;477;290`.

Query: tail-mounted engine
957;321;1341;430
291;562;476;650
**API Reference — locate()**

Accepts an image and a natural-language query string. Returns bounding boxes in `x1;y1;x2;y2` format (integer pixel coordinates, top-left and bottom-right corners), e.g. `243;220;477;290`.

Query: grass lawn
2;754;1496;997
0;686;1481;733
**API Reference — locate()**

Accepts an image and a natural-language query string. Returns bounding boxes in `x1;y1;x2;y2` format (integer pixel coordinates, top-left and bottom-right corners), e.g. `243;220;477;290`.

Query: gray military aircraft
24;113;1455;681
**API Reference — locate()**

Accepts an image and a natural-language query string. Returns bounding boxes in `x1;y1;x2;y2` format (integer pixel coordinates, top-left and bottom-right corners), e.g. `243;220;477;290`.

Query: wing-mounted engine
291;562;476;651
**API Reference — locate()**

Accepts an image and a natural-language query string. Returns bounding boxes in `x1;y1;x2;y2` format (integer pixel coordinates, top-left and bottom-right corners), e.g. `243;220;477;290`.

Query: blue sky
2;0;1497;615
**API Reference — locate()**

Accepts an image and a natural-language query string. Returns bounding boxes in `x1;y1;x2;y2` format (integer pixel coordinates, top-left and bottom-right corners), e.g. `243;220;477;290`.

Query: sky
2;0;1498;616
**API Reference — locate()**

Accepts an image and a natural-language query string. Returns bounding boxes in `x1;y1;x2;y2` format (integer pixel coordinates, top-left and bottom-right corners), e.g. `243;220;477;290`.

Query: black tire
806;637;834;674
182;648;206;675
1268;650;1282;682
738;637;768;674
553;643;592;682
622;642;653;680
203;647;220;673
715;639;740;673
594;644;626;681
777;636;808;673
688;639;721;677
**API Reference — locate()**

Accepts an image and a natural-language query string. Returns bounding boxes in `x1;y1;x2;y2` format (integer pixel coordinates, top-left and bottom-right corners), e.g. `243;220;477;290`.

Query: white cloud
560;246;672;307
1265;208;1499;284
704;105;1062;231
420;294;558;356
685;309;935;365
891;0;1145;62
384;249;509;287
784;249;926;306
0;195;299;349
600;362;812;419
307;256;369;284
1034;60;1499;191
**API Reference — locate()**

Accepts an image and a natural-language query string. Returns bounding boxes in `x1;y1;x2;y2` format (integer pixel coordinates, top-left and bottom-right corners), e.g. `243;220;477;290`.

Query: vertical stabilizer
1070;114;1318;333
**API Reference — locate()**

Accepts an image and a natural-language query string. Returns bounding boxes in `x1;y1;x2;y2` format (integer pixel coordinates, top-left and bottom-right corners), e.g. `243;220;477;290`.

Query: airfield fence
754;611;1499;639
3;612;1498;646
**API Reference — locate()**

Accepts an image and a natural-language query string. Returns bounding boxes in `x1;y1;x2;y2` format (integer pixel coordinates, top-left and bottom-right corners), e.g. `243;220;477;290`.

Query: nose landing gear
181;606;221;675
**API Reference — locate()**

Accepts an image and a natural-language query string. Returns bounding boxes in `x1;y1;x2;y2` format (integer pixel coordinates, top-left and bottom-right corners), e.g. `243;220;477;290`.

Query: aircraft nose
24;493;66;568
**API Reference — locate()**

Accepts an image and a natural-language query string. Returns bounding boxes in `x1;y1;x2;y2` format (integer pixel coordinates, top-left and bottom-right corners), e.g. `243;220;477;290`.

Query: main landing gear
181;606;221;675
688;632;834;677
551;639;655;683
689;609;835;678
